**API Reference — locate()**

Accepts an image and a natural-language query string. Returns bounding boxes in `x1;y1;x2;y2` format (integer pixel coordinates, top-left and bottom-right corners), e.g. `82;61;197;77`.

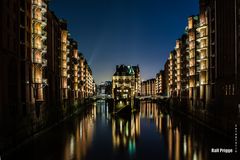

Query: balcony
32;0;42;7
196;69;201;74
41;7;47;13
33;41;42;50
42;59;47;67
62;62;67;69
32;16;42;24
34;78;42;84
66;49;70;54
62;44;67;52
42;1;47;9
62;70;67;77
201;65;208;71
33;27;42;36
42;16;47;22
42;44;47;51
196;56;200;62
200;52;207;60
33;57;42;64
74;65;78;71
197;24;207;30
42;33;47;41
41;17;47;26
197;34;208;41
62;54;67;60
196;42;208;51
189;69;195;76
42;30;47;36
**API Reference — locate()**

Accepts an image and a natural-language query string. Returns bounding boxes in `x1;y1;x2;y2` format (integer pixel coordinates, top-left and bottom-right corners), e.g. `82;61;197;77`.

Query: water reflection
109;101;211;160
64;105;96;160
140;101;211;160
111;113;140;155
6;100;232;160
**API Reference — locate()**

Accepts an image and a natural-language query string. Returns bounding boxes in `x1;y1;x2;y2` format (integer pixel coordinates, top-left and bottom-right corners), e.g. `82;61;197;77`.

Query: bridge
137;95;169;101
92;94;169;101
91;94;112;100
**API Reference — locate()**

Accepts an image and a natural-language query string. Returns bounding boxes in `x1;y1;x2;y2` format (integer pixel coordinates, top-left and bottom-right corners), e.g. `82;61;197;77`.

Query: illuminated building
141;79;156;96
78;53;85;100
85;65;94;97
175;39;182;98
112;65;141;101
132;66;141;96
161;0;240;120
155;70;165;95
31;0;48;112
59;20;70;109
187;15;199;108
197;2;210;108
68;39;79;104
168;51;177;97
175;35;189;100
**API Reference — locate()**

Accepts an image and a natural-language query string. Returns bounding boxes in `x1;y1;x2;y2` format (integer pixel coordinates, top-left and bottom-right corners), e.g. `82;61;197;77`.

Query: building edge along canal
0;98;97;159
140;0;240;140
0;0;97;156
137;95;239;139
171;97;240;139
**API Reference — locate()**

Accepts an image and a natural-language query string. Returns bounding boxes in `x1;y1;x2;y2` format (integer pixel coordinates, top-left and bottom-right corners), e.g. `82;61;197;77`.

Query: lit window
225;85;228;95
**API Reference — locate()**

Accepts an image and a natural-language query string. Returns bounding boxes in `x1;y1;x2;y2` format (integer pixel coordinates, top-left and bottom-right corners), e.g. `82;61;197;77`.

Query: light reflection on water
63;105;96;160
6;100;232;160
62;100;210;160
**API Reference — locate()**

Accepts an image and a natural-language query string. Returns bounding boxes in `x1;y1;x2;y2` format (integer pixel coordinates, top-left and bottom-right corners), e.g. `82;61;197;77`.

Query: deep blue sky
49;0;199;84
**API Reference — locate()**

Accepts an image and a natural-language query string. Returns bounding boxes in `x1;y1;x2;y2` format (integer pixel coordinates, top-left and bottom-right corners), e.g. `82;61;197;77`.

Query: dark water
4;100;237;160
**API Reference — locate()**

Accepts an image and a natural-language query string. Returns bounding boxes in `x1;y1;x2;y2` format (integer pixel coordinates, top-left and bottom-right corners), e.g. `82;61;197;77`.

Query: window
229;85;231;96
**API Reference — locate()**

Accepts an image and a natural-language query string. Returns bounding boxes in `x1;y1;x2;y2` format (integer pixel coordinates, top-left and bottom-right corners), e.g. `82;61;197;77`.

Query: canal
4;100;235;160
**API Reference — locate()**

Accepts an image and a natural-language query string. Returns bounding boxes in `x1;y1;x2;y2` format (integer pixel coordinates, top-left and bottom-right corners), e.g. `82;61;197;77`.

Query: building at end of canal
112;65;141;104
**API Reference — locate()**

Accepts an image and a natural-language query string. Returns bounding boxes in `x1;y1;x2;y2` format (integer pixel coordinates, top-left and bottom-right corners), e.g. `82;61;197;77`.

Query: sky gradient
49;0;199;84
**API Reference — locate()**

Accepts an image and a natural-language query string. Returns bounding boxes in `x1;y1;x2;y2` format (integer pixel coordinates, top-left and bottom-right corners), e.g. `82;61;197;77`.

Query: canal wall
166;98;240;138
0;98;95;158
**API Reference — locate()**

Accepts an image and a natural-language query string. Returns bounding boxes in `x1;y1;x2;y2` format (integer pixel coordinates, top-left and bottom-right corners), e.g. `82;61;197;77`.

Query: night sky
49;0;198;84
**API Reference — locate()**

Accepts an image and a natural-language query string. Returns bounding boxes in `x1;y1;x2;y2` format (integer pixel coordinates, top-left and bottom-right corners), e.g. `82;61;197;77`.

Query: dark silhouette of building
206;0;240;117
47;11;62;122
